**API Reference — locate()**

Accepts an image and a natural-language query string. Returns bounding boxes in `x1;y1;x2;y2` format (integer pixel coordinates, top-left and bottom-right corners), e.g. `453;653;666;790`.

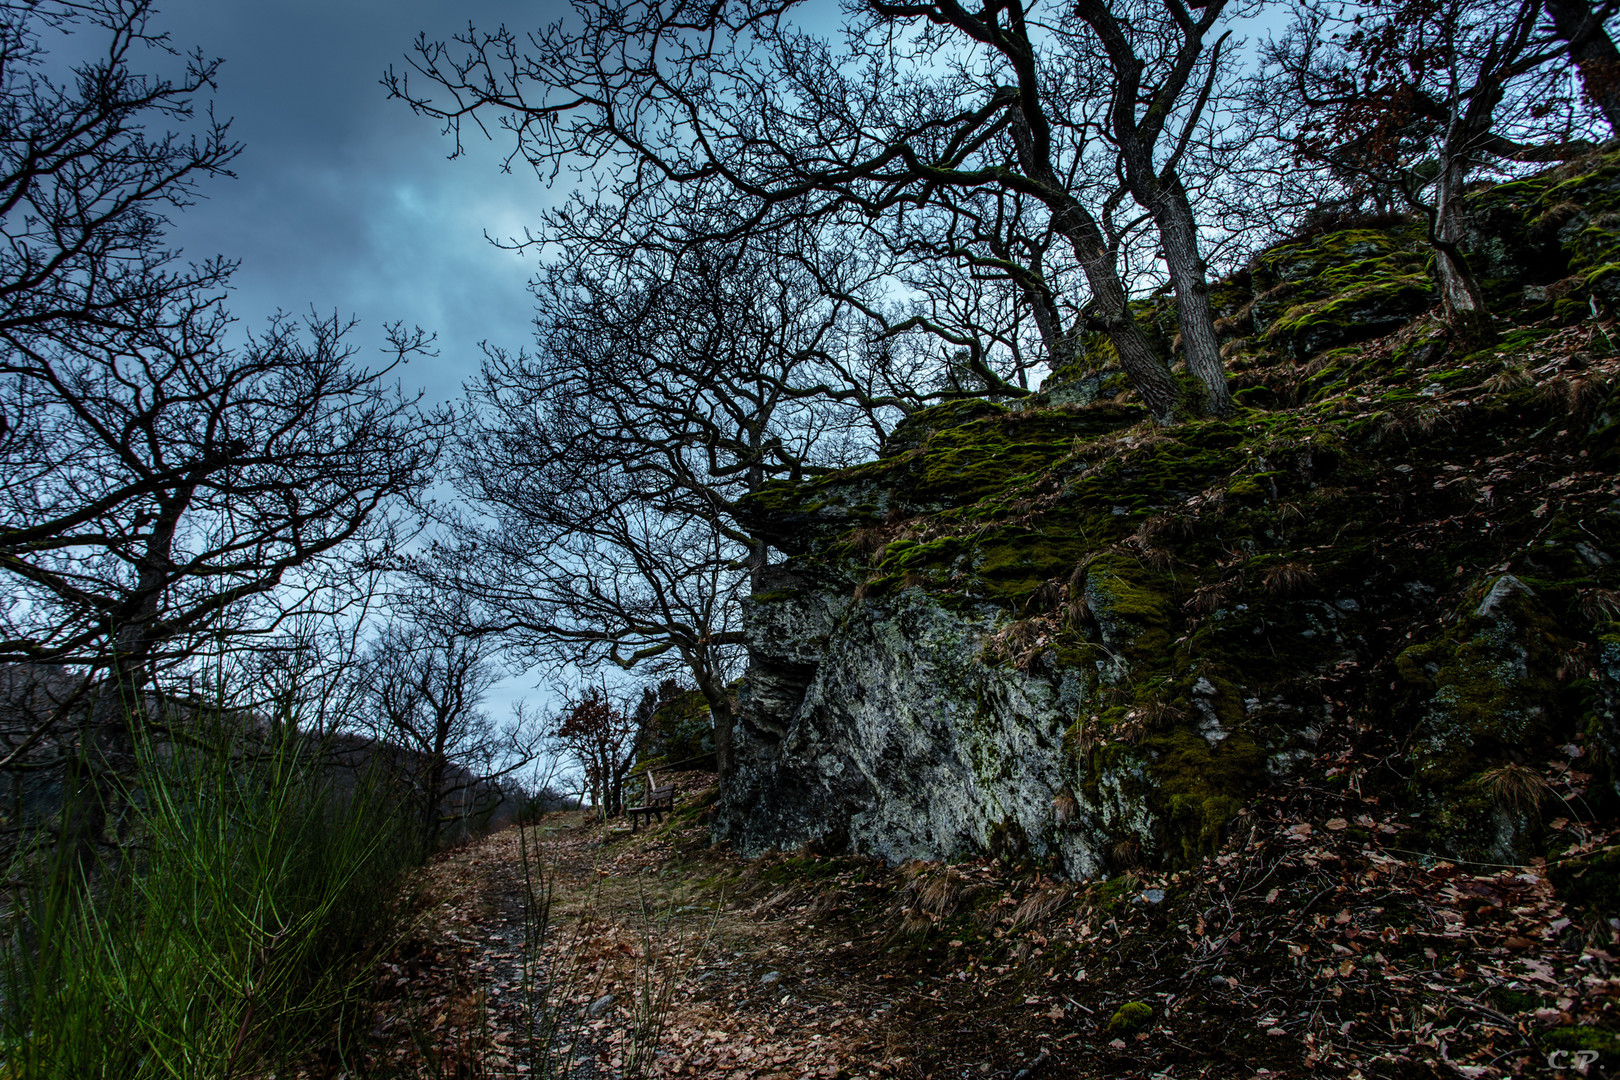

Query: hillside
327;155;1620;1080
717;151;1620;879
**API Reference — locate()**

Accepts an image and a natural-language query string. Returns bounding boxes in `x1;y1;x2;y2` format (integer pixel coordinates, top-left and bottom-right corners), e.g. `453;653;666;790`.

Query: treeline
386;0;1620;784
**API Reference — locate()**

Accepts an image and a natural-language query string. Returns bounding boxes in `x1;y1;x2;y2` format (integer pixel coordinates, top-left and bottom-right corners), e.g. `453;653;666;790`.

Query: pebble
588;993;614;1017
760;970;782;986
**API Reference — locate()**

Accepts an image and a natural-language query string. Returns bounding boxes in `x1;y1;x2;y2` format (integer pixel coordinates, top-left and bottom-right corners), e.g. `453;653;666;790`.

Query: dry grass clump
982;617;1053;672
917;873;964;916
1186;578;1240;615
1261;560;1319;598
895;910;934;939
1376;403;1449;441
1479;762;1555;815
1538;371;1611;416
1483;364;1533;393
888;866;973;939
1136;698;1186;728
1022;578;1064;616
1052;788;1078;827
1136;512;1195;547
1580;586;1620;623
1010;886;1073;930
847;524;894;558
1111;838;1143;868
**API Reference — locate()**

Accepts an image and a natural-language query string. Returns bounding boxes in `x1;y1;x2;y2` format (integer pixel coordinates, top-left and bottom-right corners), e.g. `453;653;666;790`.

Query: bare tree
3;312;446;864
0;0;238;354
841;185;1091;397
1067;0;1245;415
386;0;1253;423
1257;0;1599;345
426;230;871;778
550;688;644;821
360;608;537;855
0;1;453;869
1544;0;1620;131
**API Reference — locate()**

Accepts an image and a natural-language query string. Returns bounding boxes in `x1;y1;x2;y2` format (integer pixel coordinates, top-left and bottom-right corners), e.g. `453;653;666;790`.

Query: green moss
1543;1026;1620;1056
1398;579;1565;788
1548;845;1620;917
1081;554;1175;667
1142;728;1266;861
1262;273;1434;361
1491;987;1541;1014
1106;1001;1154;1034
883;399;1009;457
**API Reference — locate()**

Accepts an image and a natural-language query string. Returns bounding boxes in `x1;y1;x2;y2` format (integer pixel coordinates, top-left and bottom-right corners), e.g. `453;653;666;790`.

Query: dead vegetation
341;737;1618;1080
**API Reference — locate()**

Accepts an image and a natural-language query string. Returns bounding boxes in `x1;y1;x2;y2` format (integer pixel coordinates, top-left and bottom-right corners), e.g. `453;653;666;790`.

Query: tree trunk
62;656;139;879
1050;199;1183;423
1010;109;1181;422
694;672;734;779
1148;174;1236;417
423;754;447;854
1022;276;1079;376
1546;0;1620;133
61;494;187;877
1433;150;1497;348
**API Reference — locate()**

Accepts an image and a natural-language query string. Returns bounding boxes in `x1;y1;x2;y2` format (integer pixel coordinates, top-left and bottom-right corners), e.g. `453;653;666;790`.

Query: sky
152;0;565;408
130;1;581;724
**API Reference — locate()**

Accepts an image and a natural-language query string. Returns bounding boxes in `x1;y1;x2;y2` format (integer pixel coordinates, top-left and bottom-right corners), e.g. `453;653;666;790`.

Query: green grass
0;714;417;1078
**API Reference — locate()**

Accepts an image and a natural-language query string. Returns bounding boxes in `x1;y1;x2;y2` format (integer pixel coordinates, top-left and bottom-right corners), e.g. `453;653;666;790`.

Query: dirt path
353;769;1618;1080
355;776;1065;1078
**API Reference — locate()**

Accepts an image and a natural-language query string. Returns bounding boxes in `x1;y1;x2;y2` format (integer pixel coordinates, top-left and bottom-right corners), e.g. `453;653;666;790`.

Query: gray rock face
718;578;1115;878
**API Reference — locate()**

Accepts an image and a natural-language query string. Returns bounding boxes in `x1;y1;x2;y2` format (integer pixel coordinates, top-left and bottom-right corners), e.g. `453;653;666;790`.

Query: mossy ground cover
749;152;1620;871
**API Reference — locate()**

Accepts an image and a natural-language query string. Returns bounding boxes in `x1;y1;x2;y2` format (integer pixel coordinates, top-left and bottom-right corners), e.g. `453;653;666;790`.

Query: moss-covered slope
718;151;1620;875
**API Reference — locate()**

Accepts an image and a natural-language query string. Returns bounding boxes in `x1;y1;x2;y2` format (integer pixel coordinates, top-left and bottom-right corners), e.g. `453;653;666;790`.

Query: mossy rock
1394;576;1580;859
727;148;1620;875
1106;1001;1154;1034
1398;576;1566;788
882;399;1009;458
1144;727;1266;862
1262;272;1434;361
647;687;715;765
1547;845;1620;918
1081;555;1175;676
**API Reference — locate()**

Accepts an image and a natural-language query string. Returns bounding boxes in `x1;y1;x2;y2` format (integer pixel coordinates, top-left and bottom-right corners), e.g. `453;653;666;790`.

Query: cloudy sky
122;1;582;721
154;0;564;407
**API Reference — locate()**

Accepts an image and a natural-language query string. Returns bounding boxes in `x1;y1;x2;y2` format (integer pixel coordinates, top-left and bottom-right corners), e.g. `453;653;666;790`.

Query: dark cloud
154;0;563;405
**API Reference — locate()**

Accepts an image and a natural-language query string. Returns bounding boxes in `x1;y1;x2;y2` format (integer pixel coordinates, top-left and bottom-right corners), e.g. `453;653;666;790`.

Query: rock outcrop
715;152;1620;875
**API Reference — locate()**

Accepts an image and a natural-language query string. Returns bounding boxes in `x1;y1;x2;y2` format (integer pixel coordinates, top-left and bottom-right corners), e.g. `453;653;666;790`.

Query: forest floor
343;765;1619;1080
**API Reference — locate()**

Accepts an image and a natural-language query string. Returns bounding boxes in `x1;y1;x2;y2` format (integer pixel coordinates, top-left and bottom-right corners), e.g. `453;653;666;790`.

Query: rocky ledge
714;151;1620;877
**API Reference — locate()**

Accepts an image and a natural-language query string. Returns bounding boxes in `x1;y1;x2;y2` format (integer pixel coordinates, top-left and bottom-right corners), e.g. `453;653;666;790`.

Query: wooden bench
625;770;676;832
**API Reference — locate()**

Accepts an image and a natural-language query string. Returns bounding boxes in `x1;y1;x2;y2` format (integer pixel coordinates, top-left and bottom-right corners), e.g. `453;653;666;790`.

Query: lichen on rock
715;151;1620;876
